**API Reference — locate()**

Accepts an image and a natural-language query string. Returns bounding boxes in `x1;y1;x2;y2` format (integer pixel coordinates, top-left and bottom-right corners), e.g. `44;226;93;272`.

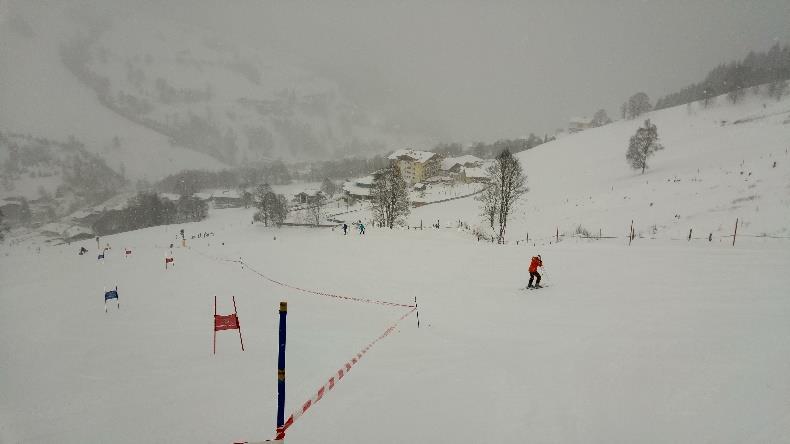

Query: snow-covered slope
1;208;789;443
406;92;790;241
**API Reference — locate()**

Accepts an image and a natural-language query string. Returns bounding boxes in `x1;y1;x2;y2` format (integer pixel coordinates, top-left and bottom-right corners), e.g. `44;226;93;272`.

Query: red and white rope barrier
192;249;414;308
274;307;416;440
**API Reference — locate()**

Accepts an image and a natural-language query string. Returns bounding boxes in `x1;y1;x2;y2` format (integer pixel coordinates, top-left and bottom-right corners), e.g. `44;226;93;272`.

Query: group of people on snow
341;220;365;235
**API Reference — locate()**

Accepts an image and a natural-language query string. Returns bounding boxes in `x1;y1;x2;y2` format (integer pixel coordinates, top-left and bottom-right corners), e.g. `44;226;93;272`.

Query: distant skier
359;222;365;235
78;246;88;255
342;223;348;235
527;255;543;288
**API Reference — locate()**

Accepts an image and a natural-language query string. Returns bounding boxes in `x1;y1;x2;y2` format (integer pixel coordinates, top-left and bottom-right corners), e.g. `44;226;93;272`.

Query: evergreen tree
767;79;788;101
0;209;6;241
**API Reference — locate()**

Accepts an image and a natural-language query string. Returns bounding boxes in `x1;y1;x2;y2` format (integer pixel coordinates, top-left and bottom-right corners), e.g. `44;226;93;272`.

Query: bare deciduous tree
371;165;410;228
626;119;664;174
320;178;337;198
483;149;527;242
308;192;326;225
476;182;499;230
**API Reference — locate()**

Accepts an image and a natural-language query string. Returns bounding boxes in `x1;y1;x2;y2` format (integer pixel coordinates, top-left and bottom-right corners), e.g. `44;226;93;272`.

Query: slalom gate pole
733;218;738;246
233;296;244;351
104;286;107;313
213;296;217;355
275;301;287;440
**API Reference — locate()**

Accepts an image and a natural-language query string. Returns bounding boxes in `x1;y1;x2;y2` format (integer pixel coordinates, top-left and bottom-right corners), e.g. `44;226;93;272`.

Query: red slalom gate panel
214;296;244;354
214;314;240;331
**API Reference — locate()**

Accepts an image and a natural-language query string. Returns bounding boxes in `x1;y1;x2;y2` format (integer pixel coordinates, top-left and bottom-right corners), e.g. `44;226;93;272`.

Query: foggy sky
155;0;790;142
9;0;790;144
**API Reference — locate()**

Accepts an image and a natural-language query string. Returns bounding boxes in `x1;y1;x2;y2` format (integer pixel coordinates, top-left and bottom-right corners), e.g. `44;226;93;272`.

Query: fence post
276;302;288;440
733;218;738;246
415;297;420;328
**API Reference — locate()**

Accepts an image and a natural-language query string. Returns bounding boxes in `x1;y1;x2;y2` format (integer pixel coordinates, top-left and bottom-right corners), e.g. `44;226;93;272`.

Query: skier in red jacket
527;255;543;288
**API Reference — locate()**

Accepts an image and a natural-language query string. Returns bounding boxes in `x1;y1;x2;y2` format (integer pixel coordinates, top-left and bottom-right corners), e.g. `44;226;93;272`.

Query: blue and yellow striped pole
276;301;287;439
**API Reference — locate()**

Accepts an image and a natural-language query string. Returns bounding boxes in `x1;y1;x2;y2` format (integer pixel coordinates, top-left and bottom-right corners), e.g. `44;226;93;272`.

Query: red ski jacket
529;256;542;273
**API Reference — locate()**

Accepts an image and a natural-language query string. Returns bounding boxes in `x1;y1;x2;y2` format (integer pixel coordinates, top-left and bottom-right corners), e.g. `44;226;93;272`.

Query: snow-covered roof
569;117;593;125
388;149;438;163
355;175;375;186
160;193;181;202
463;167;488;179
440;155;483;171
342;181;372;197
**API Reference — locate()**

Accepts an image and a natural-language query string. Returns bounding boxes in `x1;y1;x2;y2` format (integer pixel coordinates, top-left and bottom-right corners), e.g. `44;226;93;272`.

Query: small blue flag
105;290;118;301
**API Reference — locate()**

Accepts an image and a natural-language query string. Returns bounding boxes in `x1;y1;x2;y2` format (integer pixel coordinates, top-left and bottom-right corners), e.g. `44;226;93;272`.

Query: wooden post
415;297;420;328
733;218;738;246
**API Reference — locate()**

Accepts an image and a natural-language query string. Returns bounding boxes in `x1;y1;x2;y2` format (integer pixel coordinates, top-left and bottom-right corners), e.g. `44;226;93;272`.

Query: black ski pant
529;271;541;287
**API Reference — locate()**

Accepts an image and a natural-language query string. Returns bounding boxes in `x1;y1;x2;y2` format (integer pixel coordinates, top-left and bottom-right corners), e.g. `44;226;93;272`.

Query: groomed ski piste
2;93;790;443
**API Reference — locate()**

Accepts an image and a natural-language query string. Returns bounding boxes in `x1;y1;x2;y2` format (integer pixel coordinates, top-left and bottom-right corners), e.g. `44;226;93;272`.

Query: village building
342;174;378;200
440;155;483;173
568;117;594;133
387;149;440;184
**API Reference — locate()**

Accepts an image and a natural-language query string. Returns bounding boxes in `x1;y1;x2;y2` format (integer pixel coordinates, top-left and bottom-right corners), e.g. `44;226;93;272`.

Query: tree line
655;43;790;110
92;192;208;236
156;162;292;196
430;134;552;160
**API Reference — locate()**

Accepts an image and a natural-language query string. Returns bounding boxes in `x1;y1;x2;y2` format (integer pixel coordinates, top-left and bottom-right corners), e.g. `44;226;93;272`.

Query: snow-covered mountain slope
1;3;427;180
0;6;225;182
407;92;790;241
75;13;423;164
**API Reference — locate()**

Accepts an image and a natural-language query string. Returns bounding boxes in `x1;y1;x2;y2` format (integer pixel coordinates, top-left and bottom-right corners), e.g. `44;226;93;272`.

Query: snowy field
2;207;790;443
